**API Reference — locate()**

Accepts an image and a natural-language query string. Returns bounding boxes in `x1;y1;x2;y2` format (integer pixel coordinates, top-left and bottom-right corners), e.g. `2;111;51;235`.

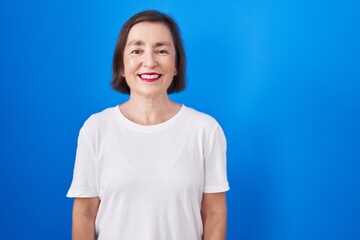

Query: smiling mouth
137;73;162;82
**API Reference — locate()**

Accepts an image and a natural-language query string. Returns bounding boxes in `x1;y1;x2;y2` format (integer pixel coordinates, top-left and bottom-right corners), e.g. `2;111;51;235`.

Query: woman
67;10;229;240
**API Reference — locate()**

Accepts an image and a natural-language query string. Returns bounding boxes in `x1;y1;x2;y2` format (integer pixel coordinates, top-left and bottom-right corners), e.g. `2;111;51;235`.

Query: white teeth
140;74;160;79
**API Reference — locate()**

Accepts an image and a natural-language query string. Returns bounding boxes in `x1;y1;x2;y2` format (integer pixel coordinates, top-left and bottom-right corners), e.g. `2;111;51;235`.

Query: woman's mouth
137;73;162;82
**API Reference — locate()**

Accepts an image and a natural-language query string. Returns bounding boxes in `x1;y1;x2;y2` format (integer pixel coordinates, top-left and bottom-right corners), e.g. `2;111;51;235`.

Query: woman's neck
119;94;181;125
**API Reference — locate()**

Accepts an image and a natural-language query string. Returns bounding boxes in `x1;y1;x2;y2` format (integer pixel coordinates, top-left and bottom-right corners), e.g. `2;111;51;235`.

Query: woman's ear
174;68;177;76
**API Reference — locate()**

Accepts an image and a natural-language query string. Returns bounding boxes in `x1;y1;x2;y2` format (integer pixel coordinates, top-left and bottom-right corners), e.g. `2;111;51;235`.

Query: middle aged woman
67;10;229;240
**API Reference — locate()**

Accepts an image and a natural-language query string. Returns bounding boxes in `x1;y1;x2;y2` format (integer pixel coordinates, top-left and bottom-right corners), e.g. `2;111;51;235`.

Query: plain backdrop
0;0;359;239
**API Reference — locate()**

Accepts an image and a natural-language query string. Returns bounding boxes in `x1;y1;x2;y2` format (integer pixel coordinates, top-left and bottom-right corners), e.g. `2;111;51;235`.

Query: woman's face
123;22;177;98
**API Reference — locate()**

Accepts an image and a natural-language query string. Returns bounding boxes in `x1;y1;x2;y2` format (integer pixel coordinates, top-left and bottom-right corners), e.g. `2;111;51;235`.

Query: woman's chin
131;88;168;99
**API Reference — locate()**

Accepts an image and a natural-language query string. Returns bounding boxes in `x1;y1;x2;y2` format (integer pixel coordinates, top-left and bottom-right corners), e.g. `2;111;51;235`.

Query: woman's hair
111;10;186;94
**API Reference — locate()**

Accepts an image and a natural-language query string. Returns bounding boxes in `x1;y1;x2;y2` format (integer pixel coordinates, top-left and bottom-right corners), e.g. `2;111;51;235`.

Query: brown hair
111;10;186;94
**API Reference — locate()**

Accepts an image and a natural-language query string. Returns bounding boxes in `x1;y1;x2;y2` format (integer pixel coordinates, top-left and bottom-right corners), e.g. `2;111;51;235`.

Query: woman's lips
137;73;162;82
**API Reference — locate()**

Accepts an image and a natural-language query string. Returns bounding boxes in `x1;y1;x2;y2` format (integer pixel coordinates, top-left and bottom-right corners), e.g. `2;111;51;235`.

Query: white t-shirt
67;105;229;240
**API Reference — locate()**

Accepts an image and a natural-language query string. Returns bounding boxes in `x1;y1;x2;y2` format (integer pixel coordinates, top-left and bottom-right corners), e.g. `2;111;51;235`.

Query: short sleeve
203;124;230;193
66;127;98;198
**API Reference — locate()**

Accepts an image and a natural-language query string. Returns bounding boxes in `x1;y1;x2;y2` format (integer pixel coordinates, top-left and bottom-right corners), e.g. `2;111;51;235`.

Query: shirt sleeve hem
203;184;230;193
66;189;98;198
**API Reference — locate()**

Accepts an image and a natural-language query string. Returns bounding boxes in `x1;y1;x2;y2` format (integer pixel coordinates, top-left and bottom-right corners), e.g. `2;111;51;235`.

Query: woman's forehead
126;22;174;46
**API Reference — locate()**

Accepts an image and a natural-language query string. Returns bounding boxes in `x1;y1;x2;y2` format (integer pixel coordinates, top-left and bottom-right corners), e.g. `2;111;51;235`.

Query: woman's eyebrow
154;41;172;47
127;40;145;46
127;40;172;47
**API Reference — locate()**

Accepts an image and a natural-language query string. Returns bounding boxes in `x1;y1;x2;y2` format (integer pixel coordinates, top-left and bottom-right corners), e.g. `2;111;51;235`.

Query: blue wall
1;0;359;239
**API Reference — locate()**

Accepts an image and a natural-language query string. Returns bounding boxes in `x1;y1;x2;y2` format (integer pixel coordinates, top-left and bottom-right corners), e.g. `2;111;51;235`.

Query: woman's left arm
201;192;227;240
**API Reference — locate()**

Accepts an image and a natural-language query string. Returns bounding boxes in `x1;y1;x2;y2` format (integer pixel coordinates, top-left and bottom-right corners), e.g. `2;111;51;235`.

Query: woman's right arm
72;197;100;240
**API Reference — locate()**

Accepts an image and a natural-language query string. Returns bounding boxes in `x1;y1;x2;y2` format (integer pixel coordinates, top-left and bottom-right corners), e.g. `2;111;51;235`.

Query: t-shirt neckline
112;104;187;133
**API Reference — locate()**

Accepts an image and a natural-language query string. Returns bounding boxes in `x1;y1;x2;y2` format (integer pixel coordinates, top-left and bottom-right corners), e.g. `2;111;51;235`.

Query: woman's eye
157;49;168;54
131;49;142;54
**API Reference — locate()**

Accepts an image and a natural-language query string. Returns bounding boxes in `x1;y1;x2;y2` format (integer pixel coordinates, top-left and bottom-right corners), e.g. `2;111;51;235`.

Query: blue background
1;0;359;239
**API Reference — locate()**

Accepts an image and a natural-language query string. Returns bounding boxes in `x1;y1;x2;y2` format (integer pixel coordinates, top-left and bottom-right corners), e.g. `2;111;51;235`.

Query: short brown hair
111;10;186;94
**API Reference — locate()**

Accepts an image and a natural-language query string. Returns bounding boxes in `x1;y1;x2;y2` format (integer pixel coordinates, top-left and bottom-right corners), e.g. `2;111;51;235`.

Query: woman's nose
143;52;157;68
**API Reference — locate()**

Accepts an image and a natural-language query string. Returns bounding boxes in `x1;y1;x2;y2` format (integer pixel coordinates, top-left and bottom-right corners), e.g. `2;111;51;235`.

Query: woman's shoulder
184;106;221;128
80;106;118;131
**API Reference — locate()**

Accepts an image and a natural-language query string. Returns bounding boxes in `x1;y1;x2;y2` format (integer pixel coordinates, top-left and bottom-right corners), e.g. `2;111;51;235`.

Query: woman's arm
201;192;227;240
72;197;100;240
